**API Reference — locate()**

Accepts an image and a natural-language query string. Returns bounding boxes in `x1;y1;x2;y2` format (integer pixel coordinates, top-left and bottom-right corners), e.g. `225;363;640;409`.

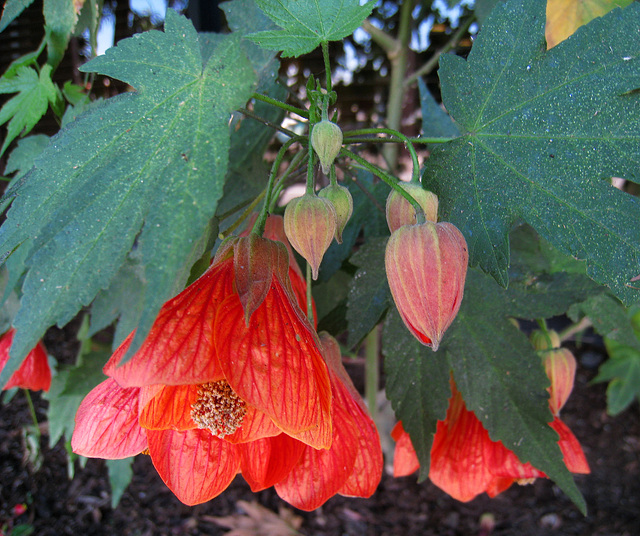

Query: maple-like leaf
546;0;634;48
0;10;256;387
249;0;375;57
423;0;640;305
0;65;60;156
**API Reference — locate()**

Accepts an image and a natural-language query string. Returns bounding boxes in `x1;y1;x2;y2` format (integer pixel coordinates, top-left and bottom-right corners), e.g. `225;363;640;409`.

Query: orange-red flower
72;234;333;505
391;378;589;502
274;333;383;510
0;329;51;392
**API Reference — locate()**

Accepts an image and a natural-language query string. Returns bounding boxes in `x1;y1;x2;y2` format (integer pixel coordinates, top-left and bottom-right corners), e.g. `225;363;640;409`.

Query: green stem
364;327;379;423
306;147;315;195
306;263;315;325
559;317;593;343
341;147;426;223
253;137;301;236
321;42;332;93
383;0;415;170
252;92;309;118
23;389;41;440
343;135;454;144
329;165;338;187
344;127;420;183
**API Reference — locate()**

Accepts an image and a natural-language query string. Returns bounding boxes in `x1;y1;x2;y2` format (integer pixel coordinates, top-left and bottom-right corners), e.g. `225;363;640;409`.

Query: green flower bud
318;184;353;244
311;120;343;174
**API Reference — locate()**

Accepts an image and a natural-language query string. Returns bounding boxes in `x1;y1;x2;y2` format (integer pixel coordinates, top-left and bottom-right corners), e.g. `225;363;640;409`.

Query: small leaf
106;458;134;508
249;0;375;57
4;134;50;180
546;0;634;48
346;236;391;349
383;308;450;479
595;338;640;415
44;0;80;67
0;0;36;33
0;65;57;157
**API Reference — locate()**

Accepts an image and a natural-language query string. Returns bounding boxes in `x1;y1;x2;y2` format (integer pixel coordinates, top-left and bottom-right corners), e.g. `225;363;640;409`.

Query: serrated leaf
0;10;256;387
0;65;58;156
474;0;504;22
44;351;107;447
249;0;375;57
106;458;134;508
44;0;80;67
346;236;391;348
383;308;450;479
4;134;50;180
437;268;586;512
546;0;634;49
569;293;640;352
0;0;35;33
595;338;640;415
423;0;640;305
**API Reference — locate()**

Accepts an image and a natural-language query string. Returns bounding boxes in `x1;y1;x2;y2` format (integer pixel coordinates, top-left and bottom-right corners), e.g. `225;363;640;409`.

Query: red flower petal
391;422;420;477
275;395;359;511
147;428;240;506
238;433;305;492
551;417;590;474
214;283;332;449
104;261;232;387
72;378;147;458
0;330;51;392
139;384;198;431
223;405;281;444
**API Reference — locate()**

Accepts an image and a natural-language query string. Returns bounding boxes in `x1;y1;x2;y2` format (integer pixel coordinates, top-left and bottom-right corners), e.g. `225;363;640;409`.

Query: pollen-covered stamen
190;380;247;438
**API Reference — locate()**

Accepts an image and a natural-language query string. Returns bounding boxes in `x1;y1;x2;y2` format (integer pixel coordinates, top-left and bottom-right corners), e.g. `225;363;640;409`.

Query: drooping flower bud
284;193;337;279
318;183;353;243
386;183;439;232
311;120;343;174
530;329;576;415
385;221;468;350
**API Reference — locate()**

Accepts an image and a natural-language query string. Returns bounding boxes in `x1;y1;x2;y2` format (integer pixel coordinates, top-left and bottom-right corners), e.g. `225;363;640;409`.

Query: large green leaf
423;0;640;305
249;0;375;57
383;308;451;480
438;268;586;512
0;10;256;387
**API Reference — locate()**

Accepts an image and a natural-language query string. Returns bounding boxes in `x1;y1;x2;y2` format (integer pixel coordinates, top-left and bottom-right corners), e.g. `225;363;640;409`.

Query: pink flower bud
385;221;468;350
284;193;337;279
386;183;439;232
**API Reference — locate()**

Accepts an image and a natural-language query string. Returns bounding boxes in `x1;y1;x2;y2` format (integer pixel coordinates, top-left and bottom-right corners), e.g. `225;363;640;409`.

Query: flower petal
551;417;590;474
0;330;51;392
274;390;358;511
391;422;420;477
214;283;332;449
147;428;240;506
72;378;147;459
139;385;198;431
223;405;281;444
238;434;305;492
104;261;232;387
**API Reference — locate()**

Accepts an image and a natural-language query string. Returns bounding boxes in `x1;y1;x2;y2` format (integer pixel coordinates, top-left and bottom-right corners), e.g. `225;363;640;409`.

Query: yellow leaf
545;0;634;48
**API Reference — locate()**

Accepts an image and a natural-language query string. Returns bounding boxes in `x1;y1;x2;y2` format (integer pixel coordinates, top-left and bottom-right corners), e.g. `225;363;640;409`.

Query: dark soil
1;331;639;536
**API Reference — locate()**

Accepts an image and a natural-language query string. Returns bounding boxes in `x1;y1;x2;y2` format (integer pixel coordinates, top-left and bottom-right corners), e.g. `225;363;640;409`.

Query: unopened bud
311;120;343;174
318;184;353;243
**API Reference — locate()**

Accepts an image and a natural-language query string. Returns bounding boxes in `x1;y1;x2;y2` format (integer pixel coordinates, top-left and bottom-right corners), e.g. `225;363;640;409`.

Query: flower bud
385;221;468;350
386;183;439;232
531;330;576;415
284;193;337;279
311;120;343;174
318;184;353;244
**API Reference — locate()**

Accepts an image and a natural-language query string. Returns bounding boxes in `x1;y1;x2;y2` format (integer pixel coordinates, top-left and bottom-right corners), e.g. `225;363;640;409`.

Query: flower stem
306;147;315;195
252;92;309;118
345;127;420;183
321;41;332;93
253;137;301;236
306;263;315;325
23;389;41;441
340;147;426;223
559;317;593;343
364;327;379;423
238;107;299;138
